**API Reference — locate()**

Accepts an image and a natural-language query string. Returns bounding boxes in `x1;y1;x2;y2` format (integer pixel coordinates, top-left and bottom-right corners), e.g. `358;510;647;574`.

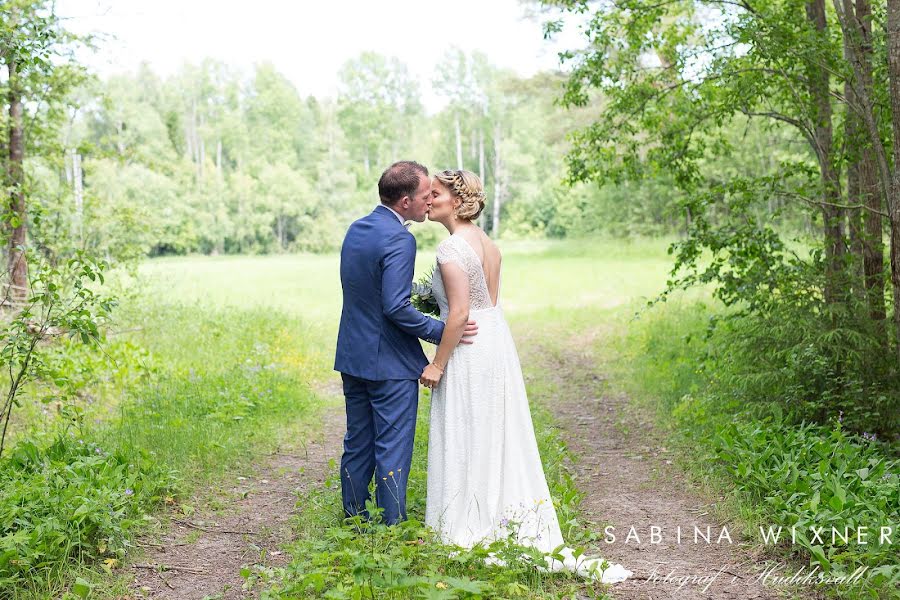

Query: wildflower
436;582;448;590
124;489;133;496
389;471;394;476
862;432;877;442
838;410;844;423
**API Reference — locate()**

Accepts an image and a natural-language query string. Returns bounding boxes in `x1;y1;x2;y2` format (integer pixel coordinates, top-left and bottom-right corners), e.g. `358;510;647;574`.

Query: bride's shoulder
436;235;467;266
436;235;457;253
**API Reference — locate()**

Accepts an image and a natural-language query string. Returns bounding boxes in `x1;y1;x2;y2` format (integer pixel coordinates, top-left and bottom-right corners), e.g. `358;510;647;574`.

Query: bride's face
428;178;459;224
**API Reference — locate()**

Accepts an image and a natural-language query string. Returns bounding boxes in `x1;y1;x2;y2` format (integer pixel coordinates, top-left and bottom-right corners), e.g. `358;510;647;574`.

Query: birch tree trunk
455;115;463;170
478;129;486;229
491;123;502;238
73;151;83;244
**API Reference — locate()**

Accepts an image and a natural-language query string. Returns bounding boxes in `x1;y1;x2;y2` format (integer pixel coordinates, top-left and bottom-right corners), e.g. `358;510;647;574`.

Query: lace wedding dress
424;234;632;584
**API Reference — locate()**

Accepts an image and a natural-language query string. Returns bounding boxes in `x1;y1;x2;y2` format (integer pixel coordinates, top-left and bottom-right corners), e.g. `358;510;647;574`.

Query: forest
0;0;897;598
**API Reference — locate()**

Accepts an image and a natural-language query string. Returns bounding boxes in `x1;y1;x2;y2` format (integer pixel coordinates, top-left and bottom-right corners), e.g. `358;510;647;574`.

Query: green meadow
3;237;896;599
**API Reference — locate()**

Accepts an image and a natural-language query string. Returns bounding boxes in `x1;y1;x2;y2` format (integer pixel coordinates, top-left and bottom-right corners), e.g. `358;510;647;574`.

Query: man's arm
381;232;444;344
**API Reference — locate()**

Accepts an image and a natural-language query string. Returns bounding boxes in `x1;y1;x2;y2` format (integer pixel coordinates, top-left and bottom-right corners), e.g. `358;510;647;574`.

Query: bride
418;169;632;584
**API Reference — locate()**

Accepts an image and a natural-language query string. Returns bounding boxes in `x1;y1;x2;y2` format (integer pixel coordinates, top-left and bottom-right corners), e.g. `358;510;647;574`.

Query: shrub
0;432;175;587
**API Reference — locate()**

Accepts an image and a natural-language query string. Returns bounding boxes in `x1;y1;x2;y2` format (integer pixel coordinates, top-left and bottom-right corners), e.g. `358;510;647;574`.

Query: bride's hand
420;362;444;389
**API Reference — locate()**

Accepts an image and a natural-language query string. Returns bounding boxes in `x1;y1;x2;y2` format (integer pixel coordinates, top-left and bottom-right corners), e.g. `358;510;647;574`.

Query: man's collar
378;203;407;226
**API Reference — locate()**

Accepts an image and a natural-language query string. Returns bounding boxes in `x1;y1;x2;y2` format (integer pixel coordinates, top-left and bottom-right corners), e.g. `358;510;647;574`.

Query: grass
2;295;324;598
0;235;678;598
572;300;900;599
6;233;894;598
244;374;616;599
133;235;680;325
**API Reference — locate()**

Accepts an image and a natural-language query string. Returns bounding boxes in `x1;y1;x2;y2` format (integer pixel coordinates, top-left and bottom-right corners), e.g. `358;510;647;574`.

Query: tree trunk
807;0;846;307
492;123;502;238
846;147;866;304
844;29;868;309
835;0;889;337
277;215;285;250
73;150;83;245
455;115;463;170
478;129;486;229
5;51;28;306
887;0;900;362
198;134;205;181
478;129;485;181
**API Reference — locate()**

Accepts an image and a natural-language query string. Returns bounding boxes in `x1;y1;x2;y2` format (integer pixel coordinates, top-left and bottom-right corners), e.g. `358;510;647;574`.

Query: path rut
128;402;344;599
524;328;819;600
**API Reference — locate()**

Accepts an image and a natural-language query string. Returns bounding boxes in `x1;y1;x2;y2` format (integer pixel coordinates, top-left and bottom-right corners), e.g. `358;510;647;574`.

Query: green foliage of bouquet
411;267;440;317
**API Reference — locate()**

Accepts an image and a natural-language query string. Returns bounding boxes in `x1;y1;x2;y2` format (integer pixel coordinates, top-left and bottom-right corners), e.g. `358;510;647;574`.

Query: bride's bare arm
420;261;470;388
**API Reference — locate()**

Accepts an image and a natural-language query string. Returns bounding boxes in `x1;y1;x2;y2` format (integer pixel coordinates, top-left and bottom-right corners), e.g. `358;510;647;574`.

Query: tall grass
594;300;900;598
1;297;322;597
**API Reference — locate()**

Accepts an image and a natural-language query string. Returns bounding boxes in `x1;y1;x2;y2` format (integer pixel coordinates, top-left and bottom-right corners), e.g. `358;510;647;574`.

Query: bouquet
411;266;440;317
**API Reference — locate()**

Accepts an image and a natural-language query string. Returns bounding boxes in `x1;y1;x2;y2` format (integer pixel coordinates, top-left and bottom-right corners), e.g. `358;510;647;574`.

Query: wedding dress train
424;234;632;584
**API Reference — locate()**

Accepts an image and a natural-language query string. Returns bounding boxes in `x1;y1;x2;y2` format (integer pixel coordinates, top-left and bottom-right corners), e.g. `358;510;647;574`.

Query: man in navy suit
334;161;477;525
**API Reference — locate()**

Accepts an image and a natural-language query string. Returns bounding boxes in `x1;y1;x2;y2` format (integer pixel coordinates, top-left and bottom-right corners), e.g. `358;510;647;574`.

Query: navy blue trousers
339;374;418;525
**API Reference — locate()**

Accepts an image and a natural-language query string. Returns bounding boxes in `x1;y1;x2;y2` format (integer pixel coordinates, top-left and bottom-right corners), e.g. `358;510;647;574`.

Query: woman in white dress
418;169;632;584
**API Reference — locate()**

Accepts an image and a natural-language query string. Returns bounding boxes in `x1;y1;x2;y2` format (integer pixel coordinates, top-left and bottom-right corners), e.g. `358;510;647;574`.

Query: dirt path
129;398;344;599
127;325;820;599
521;328;819;600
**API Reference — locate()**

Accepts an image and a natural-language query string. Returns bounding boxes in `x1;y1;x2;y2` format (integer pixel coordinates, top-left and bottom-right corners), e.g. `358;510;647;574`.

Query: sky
55;0;580;113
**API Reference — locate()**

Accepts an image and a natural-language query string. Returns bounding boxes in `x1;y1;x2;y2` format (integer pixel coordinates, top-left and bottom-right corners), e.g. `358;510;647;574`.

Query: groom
334;160;477;525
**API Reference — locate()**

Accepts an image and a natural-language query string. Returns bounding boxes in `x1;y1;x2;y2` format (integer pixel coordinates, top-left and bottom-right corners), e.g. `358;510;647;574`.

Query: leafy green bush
615;300;900;598
714;418;899;589
0;300;321;595
0;432;175;587
698;301;899;436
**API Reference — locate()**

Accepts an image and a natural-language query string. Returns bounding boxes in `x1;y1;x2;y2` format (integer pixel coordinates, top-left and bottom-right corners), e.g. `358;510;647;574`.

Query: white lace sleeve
436;238;467;271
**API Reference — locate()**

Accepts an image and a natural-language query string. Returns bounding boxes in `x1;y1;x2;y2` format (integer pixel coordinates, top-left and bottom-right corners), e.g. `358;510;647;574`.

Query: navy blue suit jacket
334;205;445;380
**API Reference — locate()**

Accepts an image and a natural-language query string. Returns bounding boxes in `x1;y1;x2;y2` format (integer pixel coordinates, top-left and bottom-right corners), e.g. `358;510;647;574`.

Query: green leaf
808;545;830;570
72;577;92;598
828;495;843;512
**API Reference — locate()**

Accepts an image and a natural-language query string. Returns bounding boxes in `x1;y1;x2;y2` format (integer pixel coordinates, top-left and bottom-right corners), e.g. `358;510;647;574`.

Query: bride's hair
434;169;486;221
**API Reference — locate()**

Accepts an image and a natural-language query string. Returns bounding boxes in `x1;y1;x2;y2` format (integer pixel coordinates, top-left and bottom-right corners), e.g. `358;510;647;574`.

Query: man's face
405;173;432;223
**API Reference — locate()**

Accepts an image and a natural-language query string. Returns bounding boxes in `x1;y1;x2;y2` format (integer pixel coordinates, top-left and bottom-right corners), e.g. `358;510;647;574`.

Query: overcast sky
55;0;580;112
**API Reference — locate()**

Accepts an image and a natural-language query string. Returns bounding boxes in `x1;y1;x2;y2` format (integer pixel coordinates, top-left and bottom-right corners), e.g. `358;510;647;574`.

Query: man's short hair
378;161;428;205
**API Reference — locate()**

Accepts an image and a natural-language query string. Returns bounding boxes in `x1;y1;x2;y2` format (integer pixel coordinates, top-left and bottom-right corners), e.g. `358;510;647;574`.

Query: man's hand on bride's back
459;319;478;345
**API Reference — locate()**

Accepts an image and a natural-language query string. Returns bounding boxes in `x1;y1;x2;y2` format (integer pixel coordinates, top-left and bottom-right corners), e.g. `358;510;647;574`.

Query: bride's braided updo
434;169;486;221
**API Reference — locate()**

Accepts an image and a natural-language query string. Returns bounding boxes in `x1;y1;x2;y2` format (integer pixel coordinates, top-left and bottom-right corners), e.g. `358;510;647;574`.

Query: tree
544;0;899;358
432;50;517;237
542;0;899;431
1;0;86;306
336;52;422;176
